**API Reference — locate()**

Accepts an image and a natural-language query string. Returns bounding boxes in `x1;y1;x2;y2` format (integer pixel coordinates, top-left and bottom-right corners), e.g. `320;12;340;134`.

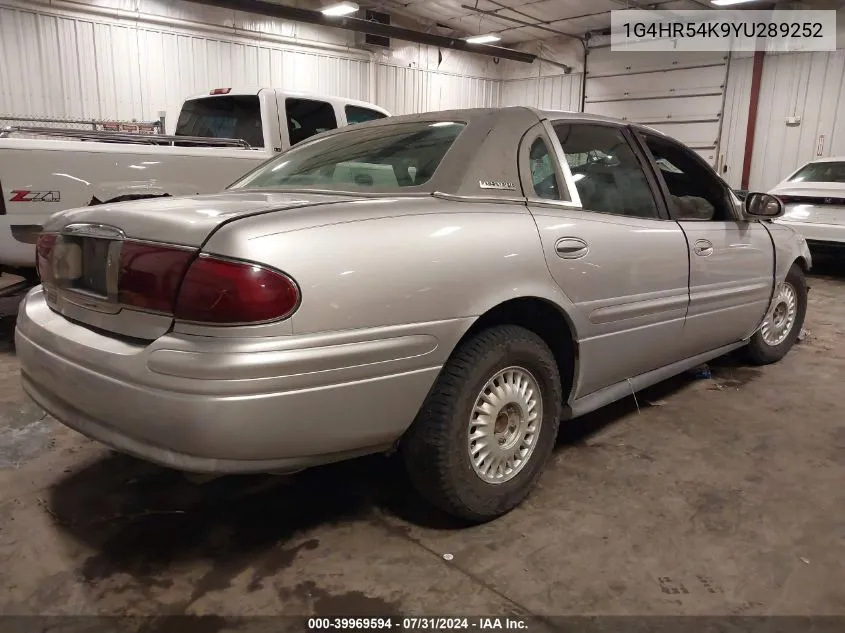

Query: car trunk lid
772;183;845;225
38;191;362;340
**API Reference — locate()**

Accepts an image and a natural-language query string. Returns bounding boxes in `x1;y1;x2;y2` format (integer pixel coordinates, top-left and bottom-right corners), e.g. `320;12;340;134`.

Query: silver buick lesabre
16;108;811;522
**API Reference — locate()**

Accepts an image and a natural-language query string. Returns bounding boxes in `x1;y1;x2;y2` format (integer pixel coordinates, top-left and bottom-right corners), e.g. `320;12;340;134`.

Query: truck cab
0;88;390;277
173;87;390;152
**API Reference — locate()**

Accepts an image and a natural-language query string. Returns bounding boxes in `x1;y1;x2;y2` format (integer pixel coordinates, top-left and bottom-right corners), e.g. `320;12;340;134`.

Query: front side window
286;98;338;146
528;138;561;200
231;121;465;191
346;105;388;125
554;123;659;219
175;95;264;147
788;161;845;183
642;134;731;221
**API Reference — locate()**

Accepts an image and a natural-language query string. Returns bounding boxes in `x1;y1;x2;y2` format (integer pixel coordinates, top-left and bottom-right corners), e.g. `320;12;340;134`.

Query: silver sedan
16;108;811;522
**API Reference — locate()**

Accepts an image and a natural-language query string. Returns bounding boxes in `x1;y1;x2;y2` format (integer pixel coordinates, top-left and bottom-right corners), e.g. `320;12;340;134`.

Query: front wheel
401;325;562;522
745;263;807;365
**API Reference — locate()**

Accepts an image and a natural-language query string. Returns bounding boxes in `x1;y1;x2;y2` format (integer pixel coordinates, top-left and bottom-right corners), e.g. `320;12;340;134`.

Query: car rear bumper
15;287;456;473
776;219;845;247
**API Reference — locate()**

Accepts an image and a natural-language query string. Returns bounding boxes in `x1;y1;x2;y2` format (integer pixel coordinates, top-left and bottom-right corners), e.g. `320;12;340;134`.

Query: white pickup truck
0;88;389;275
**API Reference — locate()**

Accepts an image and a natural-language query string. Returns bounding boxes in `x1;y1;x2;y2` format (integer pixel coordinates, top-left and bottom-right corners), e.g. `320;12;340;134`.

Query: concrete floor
1;261;844;620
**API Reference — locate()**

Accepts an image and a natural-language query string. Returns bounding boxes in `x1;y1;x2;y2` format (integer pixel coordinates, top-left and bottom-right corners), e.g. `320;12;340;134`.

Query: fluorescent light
465;34;501;44
321;2;358;16
710;0;757;5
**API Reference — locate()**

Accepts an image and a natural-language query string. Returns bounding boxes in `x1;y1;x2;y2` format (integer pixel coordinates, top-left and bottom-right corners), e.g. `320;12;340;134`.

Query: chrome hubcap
468;366;543;484
761;282;798;347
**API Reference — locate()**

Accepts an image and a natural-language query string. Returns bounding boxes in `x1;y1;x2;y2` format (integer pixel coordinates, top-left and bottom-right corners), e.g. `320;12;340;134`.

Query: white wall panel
0;0;499;127
716;55;754;189
373;64;499;116
748;50;845;191
500;73;582;112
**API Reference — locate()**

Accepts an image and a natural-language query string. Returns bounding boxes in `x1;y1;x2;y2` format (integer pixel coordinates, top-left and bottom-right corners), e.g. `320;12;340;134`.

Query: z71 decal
9;190;61;202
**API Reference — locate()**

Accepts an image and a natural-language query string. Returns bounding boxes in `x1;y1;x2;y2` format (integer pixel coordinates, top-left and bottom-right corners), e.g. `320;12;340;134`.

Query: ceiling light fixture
320;2;359;17
710;0;758;5
465;34;501;44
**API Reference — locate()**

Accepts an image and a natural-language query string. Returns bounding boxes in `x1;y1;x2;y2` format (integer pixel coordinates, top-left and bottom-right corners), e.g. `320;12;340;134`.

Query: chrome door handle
555;237;589;259
693;239;714;257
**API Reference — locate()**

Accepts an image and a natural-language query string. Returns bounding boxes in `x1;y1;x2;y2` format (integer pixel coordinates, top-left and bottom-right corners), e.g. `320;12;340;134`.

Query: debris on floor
800;557;810;565
647;400;668;407
689;364;712;380
797;328;810;343
442;553;454;561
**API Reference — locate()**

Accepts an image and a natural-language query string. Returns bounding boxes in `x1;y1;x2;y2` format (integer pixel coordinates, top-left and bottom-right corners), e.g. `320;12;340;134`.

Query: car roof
805;155;845;164
242;107;682;200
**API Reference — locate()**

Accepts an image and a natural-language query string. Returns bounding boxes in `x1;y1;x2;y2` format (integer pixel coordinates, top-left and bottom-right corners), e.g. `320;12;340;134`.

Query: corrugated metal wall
747;50;845;191
373;64;499;115
716;54;754;189
0;0;498;125
500;73;582;112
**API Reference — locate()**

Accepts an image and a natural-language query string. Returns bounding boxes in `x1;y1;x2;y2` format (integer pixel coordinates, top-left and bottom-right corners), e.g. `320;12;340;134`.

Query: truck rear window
346;105;387;125
175;96;264;148
286;98;338;146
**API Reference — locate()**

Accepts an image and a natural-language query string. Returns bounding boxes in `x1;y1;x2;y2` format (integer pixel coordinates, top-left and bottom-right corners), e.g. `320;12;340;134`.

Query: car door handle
693;239;714;257
555;238;589;259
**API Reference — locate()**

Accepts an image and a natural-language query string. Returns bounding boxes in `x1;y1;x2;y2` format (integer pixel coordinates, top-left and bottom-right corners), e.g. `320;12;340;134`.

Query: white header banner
610;10;837;52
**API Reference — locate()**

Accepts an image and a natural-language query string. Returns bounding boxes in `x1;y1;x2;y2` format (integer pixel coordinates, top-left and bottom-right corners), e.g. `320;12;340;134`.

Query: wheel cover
467;366;543;485
761;281;798;347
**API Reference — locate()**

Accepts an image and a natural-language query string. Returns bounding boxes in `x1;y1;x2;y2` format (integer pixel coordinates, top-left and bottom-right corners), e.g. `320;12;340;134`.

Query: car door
633;130;775;357
522;120;691;399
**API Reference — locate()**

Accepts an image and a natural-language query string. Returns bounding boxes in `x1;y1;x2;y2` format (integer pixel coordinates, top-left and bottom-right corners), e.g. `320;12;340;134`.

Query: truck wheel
745;263;807;365
402;325;561;522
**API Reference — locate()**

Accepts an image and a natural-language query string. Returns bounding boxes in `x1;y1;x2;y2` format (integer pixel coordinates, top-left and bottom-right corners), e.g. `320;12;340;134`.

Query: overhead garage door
584;47;730;167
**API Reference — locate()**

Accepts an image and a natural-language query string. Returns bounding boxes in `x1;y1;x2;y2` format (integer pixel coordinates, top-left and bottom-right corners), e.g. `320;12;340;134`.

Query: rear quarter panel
199;197;576;358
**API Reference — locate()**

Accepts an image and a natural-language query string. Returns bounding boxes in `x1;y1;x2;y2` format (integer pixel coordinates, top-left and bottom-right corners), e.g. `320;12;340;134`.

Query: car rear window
788;161;845;183
175;95;264;147
231;121;465;192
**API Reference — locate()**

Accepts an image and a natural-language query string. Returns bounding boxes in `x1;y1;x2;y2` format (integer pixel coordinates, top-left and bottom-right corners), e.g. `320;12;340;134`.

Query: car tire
745;263;807;365
402;325;562;522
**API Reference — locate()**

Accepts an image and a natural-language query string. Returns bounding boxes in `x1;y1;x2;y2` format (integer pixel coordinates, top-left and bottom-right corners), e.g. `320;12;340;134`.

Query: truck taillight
174;256;300;324
210;88;232;95
35;232;57;282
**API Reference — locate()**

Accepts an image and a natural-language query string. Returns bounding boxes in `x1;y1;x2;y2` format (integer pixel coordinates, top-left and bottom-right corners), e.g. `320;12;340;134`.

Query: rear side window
554;123;658;219
175;96;264;147
528;138;561;200
346;105;388;125
286;98;338;146
789;161;845;183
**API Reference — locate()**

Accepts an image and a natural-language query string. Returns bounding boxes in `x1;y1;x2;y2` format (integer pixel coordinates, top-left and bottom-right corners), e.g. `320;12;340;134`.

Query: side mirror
744;192;784;218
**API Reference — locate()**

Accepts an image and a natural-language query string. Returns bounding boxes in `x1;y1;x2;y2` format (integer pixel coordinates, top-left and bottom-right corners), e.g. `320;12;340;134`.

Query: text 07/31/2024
306;617;530;631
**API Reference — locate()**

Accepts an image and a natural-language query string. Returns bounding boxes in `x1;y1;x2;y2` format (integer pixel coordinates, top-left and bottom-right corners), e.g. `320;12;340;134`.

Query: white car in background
771;157;845;254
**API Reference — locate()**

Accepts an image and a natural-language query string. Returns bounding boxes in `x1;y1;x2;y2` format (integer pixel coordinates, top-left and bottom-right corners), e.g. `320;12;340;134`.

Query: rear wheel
402;325;562;522
745;263;807;365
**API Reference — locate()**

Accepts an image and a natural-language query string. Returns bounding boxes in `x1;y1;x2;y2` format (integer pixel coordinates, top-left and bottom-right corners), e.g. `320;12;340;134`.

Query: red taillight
174;256;300;324
118;242;195;313
35;232;57;283
210;88;232;95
